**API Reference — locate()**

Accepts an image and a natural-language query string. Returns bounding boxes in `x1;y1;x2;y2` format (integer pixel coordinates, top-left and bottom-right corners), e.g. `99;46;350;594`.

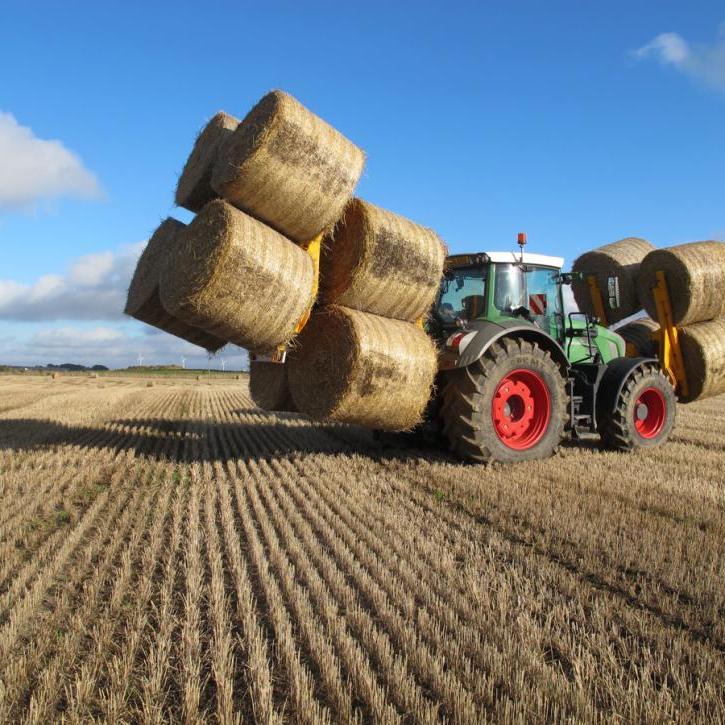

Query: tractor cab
433;251;625;365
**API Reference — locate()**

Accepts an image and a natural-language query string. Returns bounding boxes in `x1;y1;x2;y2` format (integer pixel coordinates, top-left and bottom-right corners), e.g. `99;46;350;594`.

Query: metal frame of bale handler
587;272;689;399
250;232;426;367
249;234;323;365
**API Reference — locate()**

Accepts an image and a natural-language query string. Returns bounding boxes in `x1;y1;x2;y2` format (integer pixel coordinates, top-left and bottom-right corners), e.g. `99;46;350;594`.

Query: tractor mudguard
446;319;570;371
595;356;659;423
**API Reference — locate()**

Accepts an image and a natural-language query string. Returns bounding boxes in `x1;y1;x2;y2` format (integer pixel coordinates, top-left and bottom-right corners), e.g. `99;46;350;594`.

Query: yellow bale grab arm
587;275;608;327
652;271;689;399
294;233;322;334
252;233;322;365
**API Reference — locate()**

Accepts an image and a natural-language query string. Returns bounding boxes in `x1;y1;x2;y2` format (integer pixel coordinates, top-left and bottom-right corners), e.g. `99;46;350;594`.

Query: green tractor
427;239;676;463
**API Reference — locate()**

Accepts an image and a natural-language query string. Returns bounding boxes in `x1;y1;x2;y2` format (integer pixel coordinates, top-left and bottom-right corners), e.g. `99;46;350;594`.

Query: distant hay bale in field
160;200;315;351
175;111;240;213
572;237;654;324
636;241;725;326
51;373;59;380
250;361;296;412
319;198;446;322
125;218;227;352
617;317;659;357
211;90;366;242
678;319;725;402
288;306;437;431
196;375;202;381
146;381;154;388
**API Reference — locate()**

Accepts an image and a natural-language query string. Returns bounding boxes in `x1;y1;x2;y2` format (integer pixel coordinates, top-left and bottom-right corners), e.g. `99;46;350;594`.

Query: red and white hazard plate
529;294;547;315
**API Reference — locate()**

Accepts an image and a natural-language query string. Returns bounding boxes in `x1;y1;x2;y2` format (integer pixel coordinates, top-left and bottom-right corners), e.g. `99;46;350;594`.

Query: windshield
437;266;487;324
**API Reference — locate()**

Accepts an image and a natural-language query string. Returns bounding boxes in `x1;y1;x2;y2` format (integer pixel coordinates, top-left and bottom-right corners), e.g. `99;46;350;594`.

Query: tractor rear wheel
439;338;568;463
599;363;676;450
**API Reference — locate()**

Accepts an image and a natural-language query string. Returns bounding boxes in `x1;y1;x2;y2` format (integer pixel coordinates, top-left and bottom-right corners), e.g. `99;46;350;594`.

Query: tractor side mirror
607;275;620;310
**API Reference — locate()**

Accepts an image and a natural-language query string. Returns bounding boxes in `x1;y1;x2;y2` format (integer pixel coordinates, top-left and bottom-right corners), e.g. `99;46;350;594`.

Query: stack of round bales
572;237;654;324
286;199;445;431
124;218;226;352
288;307;438;431
211;90;366;243
636;240;725;402
160;200;316;352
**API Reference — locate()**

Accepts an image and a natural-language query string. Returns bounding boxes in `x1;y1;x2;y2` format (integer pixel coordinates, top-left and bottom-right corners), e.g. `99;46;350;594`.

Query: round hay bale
146;381;154;388
175;111;240;213
572;237;654;324
616;316;659;357
211;90;366;243
196;375;202;381
125;218;227;352
679;319;725;402
288;306;438;431
250;361;297;412
636;241;725;326
319;198;446;322
161;200;315;351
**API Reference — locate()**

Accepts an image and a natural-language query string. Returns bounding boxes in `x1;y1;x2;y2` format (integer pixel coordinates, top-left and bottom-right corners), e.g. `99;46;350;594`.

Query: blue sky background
1;1;723;368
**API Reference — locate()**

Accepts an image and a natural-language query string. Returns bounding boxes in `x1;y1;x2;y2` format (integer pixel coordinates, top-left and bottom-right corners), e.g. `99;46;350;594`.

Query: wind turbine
137;353;144;367
181;356;186;369
220;358;226;373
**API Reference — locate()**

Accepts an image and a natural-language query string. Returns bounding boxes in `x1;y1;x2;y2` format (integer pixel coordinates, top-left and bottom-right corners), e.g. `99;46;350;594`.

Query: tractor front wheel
599;363;676;450
439;339;568;463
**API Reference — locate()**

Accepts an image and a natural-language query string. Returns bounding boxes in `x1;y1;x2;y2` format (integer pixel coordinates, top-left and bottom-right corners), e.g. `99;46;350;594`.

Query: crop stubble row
0;374;723;722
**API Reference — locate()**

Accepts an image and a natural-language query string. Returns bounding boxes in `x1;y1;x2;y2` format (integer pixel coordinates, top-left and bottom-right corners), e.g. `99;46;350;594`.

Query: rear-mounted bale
288;306;438;431
250;361;297;412
124;218;226;352
572;237;654;324
160;200;315;352
319;198;446;322
616;316;659;357
636;241;725;326
176;112;240;213
211;90;366;243
678;319;725;402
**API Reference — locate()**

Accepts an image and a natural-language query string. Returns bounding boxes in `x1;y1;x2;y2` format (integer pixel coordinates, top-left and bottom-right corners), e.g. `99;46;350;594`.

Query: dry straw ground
0;373;723;723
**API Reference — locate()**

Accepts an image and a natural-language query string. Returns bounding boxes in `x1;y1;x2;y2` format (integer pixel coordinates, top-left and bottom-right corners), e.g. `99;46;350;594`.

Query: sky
0;1;723;369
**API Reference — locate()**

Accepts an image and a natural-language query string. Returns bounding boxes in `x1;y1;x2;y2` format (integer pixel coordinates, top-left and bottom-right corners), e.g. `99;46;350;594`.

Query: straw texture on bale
319;198;446;322
636;241;725;326
678;319;725;402
211;90;366;243
572;237;655;324
175;112;240;213
250;361;296;412
160;200;315;352
288;306;437;431
124;218;226;352
616;316;659;357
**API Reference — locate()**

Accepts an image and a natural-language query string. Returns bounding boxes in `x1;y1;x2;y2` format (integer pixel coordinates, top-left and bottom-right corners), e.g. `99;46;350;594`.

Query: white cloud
633;27;725;91
0;243;143;322
634;32;690;65
0;112;102;210
1;324;247;370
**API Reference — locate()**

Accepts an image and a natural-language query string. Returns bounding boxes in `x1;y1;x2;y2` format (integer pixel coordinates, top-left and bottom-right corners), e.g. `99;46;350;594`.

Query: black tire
439;338;568;463
599;363;676;450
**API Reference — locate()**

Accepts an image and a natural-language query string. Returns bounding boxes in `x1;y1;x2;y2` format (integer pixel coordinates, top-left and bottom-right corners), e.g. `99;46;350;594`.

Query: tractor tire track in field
0;374;723;722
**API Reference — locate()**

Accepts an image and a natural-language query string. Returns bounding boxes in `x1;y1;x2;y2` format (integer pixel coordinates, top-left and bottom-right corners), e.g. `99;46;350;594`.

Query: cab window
437;267;487;323
525;267;562;321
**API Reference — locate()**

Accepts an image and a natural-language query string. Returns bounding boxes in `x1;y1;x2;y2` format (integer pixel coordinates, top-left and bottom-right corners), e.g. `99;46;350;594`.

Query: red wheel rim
491;369;551;450
634;387;666;439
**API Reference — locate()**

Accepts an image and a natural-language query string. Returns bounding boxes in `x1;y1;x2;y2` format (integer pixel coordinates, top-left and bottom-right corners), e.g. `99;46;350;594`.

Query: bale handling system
253;232;694;464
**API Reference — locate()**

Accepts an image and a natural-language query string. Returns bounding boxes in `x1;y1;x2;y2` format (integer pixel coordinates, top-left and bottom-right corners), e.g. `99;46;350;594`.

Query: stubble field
0;373;723;723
